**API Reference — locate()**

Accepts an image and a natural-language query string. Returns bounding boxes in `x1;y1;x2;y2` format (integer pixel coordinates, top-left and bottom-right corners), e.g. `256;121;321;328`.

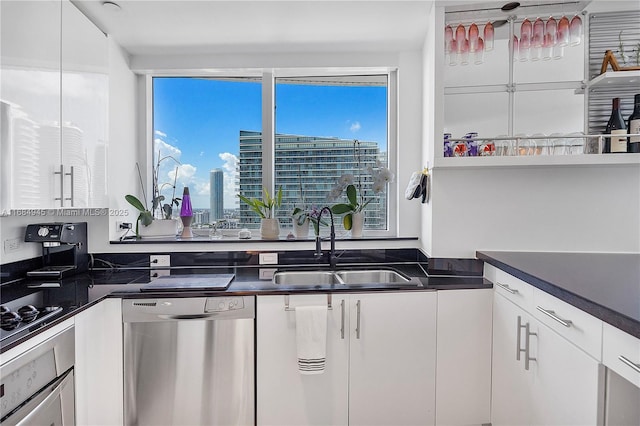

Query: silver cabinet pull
517;315;525;361
54;164;65;207
619;355;640;374
340;299;345;339
536;306;572;328
355;300;361;339
496;282;519;294
524;322;537;371
66;166;74;207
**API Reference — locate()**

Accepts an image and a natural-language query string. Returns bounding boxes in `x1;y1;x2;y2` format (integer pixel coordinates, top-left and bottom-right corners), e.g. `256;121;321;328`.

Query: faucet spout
315;206;337;268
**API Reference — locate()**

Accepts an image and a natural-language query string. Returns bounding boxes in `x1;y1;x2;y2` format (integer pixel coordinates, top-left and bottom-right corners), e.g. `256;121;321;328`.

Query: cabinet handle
524;322;537;371
66;166;74;207
619;355;640;374
536;306;572;328
496;282;519;294
54;164;65;207
340;299;345;339
517;315;525;361
356;300;361;339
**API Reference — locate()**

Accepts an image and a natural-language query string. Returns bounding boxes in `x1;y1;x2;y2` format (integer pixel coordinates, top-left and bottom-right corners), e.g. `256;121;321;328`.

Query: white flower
327;186;343;201
372;179;385;193
377;167;395;183
338;174;354;185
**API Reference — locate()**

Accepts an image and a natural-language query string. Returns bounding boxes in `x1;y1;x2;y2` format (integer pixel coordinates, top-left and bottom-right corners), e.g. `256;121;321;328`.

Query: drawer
603;322;640;388
533;288;603;360
491;267;534;311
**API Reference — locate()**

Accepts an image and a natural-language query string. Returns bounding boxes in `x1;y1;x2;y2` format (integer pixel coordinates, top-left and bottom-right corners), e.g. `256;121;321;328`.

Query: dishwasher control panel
205;297;245;312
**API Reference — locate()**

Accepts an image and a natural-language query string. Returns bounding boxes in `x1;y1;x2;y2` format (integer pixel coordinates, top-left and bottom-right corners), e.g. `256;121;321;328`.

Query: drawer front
603;323;640;388
492;267;534;312
533;288;603;360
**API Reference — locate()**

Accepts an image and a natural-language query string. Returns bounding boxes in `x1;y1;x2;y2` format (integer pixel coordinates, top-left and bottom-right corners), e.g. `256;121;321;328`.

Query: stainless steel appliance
24;222;88;279
123;296;255;425
0;326;75;425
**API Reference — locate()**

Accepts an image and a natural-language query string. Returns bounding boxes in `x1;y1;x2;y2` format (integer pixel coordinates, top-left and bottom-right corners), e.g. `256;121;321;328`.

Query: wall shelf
434;153;640;169
587;71;640;91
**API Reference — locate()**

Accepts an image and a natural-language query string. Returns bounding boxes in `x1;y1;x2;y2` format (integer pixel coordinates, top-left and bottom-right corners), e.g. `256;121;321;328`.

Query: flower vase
180;187;194;239
139;219;178;238
293;217;310;239
351;212;364;238
260;218;280;240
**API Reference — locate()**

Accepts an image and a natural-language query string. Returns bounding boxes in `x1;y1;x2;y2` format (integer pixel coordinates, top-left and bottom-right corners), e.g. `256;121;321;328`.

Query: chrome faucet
314;206;337;269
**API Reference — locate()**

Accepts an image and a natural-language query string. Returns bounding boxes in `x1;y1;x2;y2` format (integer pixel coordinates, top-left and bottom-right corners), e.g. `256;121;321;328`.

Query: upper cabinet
0;0;108;211
436;4;640;167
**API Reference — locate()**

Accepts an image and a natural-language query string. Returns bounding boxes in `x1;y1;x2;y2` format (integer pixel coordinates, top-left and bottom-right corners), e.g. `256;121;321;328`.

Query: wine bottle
628;94;640;153
604;97;627;153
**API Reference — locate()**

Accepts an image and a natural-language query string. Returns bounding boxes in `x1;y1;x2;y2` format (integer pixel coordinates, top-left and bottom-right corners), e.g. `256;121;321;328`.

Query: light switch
259;253;278;265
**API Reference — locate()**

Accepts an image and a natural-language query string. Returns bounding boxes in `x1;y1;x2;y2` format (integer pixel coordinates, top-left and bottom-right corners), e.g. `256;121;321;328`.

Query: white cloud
169;164;196;182
155;130;167;138
350;121;361;132
219;152;239;207
196;182;210;196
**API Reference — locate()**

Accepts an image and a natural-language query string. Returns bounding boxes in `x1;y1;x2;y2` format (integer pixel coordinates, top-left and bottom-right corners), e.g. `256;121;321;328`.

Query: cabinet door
0;0;61;209
349;291;437;426
492;292;533;426
529;319;601;426
436;288;492;425
61;0;109;208
74;298;123;425
257;294;349;426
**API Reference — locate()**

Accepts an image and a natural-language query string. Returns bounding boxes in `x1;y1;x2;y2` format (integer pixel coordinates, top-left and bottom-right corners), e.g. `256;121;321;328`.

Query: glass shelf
435;152;640;168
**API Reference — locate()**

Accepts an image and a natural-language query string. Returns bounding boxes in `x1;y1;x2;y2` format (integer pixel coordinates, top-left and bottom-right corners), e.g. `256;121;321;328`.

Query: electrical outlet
259;253;278;265
150;269;170;279
117;222;132;230
259;268;277;280
150;255;170;267
3;238;20;253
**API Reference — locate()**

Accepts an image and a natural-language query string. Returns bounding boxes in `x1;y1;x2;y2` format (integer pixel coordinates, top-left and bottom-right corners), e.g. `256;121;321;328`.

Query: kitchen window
151;70;397;236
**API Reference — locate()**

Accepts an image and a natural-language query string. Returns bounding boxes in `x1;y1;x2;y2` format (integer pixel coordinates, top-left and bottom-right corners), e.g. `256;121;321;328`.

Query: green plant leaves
331;203;353;214
346;184;357;206
343;212;353;230
125;195;146;212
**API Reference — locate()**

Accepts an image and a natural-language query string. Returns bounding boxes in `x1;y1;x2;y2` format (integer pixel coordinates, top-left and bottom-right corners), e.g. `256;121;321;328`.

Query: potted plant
330;140;394;237
238;186;282;239
125;153;181;238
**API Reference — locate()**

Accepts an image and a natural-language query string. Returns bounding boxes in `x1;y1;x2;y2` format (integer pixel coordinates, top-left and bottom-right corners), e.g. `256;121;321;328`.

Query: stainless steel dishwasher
122;296;255;426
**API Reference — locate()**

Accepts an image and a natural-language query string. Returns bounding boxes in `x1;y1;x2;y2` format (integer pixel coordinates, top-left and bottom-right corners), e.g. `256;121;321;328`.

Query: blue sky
153;77;387;209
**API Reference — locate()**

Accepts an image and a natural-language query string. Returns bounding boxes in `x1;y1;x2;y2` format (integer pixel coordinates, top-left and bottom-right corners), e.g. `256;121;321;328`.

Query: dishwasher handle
122;297;255;323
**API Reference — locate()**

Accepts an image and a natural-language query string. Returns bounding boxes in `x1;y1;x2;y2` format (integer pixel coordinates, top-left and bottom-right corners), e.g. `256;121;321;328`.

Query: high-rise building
238;131;386;230
209;168;224;221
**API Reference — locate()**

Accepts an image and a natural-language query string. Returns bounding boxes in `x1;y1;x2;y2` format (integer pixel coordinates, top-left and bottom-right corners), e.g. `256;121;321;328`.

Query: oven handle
5;368;74;426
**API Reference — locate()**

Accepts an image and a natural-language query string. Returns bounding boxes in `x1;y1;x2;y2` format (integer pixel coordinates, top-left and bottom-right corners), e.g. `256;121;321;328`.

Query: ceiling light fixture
501;2;521;12
101;1;121;12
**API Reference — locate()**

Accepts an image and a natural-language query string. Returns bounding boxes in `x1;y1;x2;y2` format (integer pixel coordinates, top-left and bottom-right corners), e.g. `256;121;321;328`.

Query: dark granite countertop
1;262;490;353
477;251;640;339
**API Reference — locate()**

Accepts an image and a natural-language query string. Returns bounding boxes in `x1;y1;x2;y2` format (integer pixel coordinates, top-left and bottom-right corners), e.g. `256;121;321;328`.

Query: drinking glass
460;38;470;65
469;23;479;52
568;132;585;155
532;133;549;155
570;15;582;46
533;18;544;47
445;25;453;54
474;37;484;64
456;24;466;45
520;18;532;49
549;133;566;155
484;22;494;51
545;17;557;46
557;16;570;46
542;34;553;60
449;39;458;66
515;134;536;156
495;135;513;156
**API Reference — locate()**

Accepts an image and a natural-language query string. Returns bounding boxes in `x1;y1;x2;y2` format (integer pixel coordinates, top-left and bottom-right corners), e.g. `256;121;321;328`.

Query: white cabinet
74;299;123;426
0;0;108;210
489;265;602;426
257;291;436;426
435;288;492;425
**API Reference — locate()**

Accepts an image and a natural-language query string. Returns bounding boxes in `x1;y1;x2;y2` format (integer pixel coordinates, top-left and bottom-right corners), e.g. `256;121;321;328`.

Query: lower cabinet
492;292;601;426
257;291;437;426
74;298;123;426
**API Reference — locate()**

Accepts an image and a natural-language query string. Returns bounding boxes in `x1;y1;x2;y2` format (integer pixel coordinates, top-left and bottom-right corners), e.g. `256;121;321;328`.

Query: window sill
110;236;418;244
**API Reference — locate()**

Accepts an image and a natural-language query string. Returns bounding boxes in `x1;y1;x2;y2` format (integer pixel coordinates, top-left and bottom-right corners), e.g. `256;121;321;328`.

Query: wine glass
484;21;494;51
570;15;582;46
469;23;479;52
520;18;532;49
456;24;466;45
557;16;570;46
474;37;484;64
449;39;458;66
460;38;470;65
545;17;557;46
512;35;519;62
445;25;453;54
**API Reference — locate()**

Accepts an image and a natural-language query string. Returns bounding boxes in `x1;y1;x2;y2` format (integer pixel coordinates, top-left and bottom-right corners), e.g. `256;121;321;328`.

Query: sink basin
272;271;342;287
335;269;411;285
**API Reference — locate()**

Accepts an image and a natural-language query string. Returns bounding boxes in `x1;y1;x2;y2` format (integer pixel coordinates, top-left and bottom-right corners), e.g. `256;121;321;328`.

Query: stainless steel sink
335;269;411;285
272;268;419;288
272;271;342;287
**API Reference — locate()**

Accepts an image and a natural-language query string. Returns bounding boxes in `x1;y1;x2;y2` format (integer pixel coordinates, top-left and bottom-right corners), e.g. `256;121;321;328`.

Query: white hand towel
295;305;328;375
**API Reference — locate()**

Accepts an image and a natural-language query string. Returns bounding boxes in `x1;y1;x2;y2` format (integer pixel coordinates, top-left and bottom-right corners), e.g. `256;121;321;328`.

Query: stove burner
0;305;64;341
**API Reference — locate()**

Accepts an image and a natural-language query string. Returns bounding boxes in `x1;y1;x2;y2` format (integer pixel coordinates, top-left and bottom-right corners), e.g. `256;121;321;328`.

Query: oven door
2;368;74;426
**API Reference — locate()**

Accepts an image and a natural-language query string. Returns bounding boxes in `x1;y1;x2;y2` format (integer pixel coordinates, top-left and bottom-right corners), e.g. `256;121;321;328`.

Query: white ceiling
71;0;434;56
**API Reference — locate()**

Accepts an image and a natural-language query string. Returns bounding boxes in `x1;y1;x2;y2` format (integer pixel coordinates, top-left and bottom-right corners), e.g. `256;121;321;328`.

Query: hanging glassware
474;37;485;64
456;24;466;46
511;35;519;62
469;23;479;52
484;21;494;51
445;25;453;54
546;16;557;46
557;16;570;46
460;38;470;65
570;15;582;46
532;17;544;47
520;18;532;50
542;34;553;60
449;39;458;66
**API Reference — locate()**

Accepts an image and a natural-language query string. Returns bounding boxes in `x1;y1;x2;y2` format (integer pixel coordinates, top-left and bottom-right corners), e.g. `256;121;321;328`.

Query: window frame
144;67;398;238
